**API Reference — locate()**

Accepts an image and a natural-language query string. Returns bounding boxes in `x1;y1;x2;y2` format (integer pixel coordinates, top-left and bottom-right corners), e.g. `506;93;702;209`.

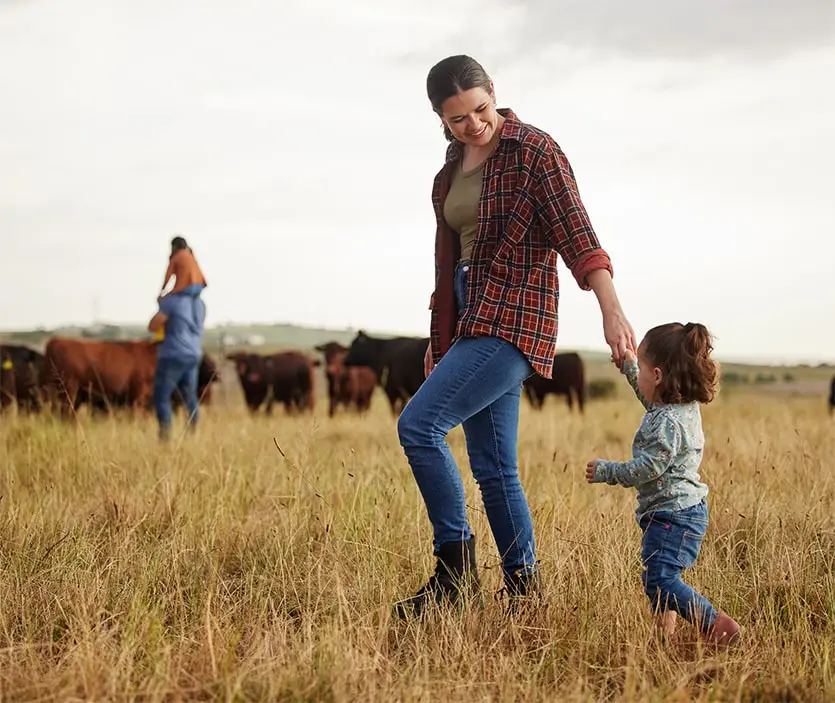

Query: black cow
227;350;318;415
829;376;835;416
523;352;586;412
0;344;45;413
342;331;428;416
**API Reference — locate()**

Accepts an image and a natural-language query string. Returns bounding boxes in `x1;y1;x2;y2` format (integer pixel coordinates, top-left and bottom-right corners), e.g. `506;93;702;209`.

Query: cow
523;352;586;413
0;344;45;413
314;341;377;417
227;350;318;415
40;337;159;418
74;352;220;415
829;376;835;416
341;331;428;416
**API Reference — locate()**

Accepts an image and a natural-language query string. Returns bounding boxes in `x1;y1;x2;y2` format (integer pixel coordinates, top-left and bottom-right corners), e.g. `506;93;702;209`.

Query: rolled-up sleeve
534;145;613;290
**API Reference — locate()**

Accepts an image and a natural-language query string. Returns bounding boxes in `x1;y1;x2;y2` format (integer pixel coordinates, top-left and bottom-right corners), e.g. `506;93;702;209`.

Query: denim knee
397;399;436;448
642;565;678;606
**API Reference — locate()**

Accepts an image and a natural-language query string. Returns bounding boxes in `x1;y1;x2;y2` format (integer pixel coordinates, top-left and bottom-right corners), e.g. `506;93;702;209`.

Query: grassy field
1;379;834;701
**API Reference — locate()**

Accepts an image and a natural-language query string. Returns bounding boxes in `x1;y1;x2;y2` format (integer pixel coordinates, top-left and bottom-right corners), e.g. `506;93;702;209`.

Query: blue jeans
153;355;200;436
639;499;718;630
179;283;205;297
397;261;537;576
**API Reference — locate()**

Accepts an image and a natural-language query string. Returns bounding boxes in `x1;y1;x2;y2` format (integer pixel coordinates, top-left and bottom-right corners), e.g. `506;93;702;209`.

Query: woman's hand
424;342;435;378
602;306;636;365
611;347;636;373
586;269;637;364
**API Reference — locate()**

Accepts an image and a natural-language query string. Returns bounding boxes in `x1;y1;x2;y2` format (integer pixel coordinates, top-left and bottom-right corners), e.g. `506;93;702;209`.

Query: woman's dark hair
642;322;719;404
426;55;492;142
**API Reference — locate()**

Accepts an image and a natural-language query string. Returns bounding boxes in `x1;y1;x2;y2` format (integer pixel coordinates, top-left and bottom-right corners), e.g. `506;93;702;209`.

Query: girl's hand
611;348;636;372
585;460;599;483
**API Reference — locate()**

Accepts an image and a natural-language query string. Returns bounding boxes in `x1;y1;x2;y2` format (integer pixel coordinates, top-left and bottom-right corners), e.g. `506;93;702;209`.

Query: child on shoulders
160;236;207;299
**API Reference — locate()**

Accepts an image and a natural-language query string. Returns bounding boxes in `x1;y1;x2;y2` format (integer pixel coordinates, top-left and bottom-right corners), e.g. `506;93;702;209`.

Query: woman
395;55;637;617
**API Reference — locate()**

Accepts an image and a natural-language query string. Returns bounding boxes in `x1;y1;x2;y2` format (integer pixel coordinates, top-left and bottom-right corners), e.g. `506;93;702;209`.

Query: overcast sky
1;0;834;363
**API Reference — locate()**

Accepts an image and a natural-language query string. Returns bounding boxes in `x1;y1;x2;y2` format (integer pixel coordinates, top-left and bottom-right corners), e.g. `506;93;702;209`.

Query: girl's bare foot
652;610;678;643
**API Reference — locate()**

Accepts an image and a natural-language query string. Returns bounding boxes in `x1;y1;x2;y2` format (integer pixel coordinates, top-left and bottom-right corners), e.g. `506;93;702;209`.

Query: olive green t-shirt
443;160;484;262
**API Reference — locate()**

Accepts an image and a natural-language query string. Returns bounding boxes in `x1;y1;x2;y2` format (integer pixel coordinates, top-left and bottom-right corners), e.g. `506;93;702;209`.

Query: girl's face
440;85;501;147
636;340;663;403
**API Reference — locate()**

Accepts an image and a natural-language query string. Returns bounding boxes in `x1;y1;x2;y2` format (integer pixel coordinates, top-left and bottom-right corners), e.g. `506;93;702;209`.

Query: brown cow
523;352;586;413
75;352;220;415
41;337;159;418
315;341;377;417
227;350;318;415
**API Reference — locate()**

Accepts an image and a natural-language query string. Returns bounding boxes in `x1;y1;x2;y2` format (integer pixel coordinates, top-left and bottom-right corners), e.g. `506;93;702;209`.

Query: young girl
160;236;207;299
585;322;740;646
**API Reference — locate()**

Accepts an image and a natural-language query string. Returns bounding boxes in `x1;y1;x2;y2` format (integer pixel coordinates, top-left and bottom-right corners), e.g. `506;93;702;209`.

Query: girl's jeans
397;261;537;577
639;499;719;629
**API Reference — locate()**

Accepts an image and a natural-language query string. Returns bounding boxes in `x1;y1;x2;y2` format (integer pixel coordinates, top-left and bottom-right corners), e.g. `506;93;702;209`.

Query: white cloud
0;0;833;364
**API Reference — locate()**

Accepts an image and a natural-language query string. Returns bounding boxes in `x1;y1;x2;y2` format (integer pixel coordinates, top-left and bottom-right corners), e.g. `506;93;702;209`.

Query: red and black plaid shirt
429;108;613;379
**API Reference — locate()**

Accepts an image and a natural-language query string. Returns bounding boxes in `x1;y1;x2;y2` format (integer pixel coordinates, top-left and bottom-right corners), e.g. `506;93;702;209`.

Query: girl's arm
589;412;682;487
621;356;653;410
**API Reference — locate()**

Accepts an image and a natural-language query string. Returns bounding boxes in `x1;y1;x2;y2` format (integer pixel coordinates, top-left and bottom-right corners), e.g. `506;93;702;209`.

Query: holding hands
611;347;636;373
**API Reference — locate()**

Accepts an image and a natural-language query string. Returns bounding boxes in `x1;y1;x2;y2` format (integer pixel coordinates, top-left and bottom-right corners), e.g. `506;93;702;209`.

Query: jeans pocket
676;530;704;569
641;518;672;565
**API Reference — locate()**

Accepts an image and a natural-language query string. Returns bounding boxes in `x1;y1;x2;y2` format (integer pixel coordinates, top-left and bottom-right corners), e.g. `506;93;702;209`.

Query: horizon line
1;319;833;369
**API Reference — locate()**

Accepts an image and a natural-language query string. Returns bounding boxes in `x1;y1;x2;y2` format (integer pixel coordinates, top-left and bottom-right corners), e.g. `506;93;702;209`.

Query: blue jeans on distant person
640;499;718;630
397;261;537;577
153;355;200;438
179;283;205;297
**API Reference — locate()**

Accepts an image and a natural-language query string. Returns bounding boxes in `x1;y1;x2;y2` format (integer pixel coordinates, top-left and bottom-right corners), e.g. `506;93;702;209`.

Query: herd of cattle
0;331;590;419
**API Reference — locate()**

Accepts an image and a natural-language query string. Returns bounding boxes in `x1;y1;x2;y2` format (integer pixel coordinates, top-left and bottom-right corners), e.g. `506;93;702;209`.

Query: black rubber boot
497;566;542;614
395;536;480;619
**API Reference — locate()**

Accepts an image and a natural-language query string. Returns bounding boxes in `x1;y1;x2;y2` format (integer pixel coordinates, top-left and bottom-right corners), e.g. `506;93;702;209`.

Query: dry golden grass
1;390;834;701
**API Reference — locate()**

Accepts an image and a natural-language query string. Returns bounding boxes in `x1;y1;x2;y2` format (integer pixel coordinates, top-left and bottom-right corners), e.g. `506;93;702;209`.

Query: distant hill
0;322;367;353
1;322;831;383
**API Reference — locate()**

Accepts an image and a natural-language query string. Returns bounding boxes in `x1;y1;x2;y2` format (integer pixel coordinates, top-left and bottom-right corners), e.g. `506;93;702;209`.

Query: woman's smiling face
439;85;501;147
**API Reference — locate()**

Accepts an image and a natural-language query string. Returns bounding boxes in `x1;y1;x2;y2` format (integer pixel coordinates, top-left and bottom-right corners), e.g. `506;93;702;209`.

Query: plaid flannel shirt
429;108;613;379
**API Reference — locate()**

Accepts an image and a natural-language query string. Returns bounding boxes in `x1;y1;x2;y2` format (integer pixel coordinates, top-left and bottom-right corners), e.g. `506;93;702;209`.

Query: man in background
148;280;207;441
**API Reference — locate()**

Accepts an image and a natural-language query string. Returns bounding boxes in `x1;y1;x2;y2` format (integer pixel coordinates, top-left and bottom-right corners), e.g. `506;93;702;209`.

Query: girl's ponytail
684;322;714;360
